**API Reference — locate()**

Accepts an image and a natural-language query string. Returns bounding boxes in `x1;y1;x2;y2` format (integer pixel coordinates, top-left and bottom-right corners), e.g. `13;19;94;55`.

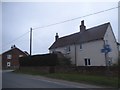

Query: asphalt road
2;70;114;89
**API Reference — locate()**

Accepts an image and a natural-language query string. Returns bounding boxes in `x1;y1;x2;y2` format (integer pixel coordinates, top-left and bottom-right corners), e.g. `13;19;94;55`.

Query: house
49;20;119;66
2;45;29;69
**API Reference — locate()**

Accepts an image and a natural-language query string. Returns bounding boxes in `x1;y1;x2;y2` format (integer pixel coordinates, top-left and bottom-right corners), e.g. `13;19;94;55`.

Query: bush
19;52;72;67
57;57;71;66
19;53;57;66
53;51;71;66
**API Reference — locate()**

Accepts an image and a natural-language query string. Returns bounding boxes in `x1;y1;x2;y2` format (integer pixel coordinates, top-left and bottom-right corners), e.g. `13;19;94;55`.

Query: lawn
14;69;119;87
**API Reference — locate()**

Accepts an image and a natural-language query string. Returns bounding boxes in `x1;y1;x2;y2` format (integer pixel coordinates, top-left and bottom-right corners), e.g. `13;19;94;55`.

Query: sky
1;0;119;55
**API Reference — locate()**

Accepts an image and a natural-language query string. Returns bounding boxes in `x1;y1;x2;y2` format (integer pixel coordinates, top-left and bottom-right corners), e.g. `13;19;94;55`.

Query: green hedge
19;53;58;66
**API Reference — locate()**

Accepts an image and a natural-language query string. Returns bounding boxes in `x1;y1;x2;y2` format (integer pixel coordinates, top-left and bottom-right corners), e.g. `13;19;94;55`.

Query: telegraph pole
30;28;32;56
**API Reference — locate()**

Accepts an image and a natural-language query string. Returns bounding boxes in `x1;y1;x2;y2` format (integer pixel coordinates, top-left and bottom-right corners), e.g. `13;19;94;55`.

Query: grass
14;69;119;88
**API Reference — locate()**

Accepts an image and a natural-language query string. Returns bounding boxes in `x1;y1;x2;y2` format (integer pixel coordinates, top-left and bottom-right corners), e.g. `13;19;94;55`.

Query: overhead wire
32;6;119;30
2;6;119;49
2;31;30;49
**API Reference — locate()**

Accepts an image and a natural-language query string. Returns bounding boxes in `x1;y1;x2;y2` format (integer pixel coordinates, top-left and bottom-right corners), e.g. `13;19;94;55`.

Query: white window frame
80;44;82;50
19;55;23;57
7;62;11;67
7;55;12;59
84;58;91;66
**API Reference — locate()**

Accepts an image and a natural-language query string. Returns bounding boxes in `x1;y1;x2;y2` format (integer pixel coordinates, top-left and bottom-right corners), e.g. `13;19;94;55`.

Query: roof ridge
86;22;110;31
2;47;29;55
59;22;110;40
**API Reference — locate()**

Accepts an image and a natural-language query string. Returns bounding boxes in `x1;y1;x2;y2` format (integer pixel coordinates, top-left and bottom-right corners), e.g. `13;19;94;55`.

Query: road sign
101;44;111;53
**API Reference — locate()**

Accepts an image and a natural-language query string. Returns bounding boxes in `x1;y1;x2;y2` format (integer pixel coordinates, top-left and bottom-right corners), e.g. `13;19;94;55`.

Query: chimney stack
55;33;59;41
80;20;86;32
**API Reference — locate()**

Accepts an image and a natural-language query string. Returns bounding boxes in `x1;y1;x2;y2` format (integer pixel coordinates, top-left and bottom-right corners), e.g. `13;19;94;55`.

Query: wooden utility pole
30;28;32;56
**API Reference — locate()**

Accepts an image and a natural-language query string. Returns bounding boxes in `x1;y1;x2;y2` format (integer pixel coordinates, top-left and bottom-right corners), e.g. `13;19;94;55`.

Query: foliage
57;57;71;66
19;53;71;67
19;53;57;66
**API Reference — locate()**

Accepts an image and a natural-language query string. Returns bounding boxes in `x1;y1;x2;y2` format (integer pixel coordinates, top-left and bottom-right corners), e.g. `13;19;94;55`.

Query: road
2;70;113;89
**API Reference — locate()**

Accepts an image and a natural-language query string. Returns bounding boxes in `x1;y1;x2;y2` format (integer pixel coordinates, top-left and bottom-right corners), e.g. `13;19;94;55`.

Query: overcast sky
1;1;119;55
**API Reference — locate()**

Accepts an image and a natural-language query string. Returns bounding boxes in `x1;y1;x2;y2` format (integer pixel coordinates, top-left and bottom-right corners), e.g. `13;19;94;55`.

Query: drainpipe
103;40;110;75
74;43;77;67
103;40;107;66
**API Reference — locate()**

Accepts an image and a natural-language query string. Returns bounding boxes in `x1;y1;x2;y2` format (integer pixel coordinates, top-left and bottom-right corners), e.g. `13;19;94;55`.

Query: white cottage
49;20;119;66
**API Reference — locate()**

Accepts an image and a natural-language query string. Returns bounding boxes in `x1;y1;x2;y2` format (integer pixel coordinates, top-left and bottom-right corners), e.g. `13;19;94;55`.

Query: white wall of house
50;40;106;66
104;25;119;65
76;40;106;66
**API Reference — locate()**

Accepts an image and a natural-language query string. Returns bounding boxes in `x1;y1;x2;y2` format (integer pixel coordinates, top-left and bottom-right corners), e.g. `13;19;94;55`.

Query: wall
76;40;105;66
104;25;119;65
50;40;106;66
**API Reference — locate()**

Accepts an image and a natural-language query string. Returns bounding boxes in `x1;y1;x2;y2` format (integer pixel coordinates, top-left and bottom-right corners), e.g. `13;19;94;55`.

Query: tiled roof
2;47;29;56
49;22;110;49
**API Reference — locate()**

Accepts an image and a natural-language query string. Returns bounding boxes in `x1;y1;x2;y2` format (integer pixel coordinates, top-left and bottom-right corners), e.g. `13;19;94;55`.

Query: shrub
19;53;57;66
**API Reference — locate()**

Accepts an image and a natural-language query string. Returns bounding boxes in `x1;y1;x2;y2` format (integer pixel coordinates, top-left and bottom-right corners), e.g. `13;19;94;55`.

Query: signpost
101;45;111;54
101;44;112;75
101;44;112;66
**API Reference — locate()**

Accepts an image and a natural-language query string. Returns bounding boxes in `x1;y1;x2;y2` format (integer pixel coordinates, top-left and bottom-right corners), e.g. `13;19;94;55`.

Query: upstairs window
80;44;82;49
19;55;23;57
7;55;12;59
65;46;70;54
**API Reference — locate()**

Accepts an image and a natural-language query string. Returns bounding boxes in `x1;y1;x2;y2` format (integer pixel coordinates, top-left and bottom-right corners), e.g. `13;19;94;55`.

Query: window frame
19;55;23;57
84;58;91;66
7;62;11;67
80;44;82;49
7;54;12;59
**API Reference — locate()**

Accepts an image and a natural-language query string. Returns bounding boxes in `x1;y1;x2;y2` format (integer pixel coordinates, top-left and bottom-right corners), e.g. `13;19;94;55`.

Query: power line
2;31;30;49
2;6;119;49
32;6;119;30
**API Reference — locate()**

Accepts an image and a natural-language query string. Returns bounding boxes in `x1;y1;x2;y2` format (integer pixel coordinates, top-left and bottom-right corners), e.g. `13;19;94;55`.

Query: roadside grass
14;69;119;87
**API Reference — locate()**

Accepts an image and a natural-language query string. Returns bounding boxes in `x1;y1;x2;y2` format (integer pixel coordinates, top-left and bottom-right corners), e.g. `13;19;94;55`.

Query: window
65;46;70;54
84;59;87;66
19;55;23;57
80;44;82;49
7;55;12;59
88;59;91;65
7;62;11;67
84;58;91;66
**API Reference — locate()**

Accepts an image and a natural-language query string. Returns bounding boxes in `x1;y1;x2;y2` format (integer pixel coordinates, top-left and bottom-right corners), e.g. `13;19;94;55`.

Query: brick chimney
55;33;59;41
80;20;86;32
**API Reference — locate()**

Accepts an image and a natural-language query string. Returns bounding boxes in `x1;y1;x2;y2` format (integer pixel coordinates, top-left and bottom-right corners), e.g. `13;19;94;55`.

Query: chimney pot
55;33;59;41
80;20;86;32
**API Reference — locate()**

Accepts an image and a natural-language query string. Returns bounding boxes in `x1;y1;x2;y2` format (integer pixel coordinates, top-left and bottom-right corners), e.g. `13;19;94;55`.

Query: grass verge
14;69;119;87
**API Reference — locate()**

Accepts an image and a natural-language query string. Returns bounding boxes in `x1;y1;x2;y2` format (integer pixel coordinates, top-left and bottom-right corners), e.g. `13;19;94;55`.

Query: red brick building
2;45;29;69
